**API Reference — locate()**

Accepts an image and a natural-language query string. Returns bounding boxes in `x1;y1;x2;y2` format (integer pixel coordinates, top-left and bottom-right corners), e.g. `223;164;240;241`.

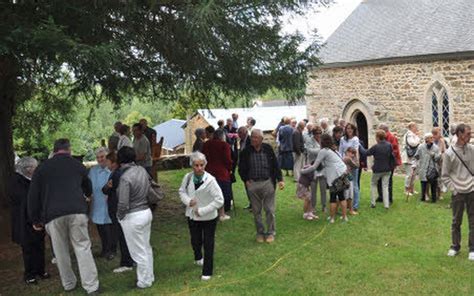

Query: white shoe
51;258;57;265
342;216;349;222
468;252;474;261
195;259;204;266
219;215;231;221
329;218;335;224
447;249;459;257
201;275;211;281
113;266;133;273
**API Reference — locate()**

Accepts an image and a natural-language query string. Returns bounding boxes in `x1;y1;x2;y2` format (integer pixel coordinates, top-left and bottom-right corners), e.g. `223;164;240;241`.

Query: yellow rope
169;223;328;296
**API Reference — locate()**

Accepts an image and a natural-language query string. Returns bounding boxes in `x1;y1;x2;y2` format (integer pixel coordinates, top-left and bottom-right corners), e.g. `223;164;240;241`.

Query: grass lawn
1;170;473;295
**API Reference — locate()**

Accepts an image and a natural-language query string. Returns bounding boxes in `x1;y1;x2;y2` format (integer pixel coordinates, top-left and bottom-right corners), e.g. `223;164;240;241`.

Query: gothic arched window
431;83;450;137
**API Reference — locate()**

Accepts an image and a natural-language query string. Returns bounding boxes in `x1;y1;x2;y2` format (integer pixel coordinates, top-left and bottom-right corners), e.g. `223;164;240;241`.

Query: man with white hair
89;147;113;259
28;138;99;295
239;129;284;243
319;118;332;136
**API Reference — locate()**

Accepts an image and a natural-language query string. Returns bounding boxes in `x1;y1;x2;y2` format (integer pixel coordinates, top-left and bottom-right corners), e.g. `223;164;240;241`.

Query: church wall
306;58;474;145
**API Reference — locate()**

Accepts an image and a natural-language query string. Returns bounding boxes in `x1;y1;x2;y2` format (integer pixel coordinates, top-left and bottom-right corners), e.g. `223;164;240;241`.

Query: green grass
1;171;473;295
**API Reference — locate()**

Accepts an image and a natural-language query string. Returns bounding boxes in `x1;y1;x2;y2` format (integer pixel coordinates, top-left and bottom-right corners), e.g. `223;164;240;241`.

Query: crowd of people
8;111;474;294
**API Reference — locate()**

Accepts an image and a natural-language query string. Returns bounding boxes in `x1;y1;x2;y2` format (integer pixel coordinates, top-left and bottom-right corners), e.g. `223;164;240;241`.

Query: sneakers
341;216;349;222
201;275;211;281
37;272;50;279
194;259;204;266
309;212;319;220
447;249;459;257
469;252;474;261
219;215;231;222
329;218;335;224
256;235;265;243
113;266;133;273
265;235;275;243
349;210;358;215
303;213;314;221
25;278;38;285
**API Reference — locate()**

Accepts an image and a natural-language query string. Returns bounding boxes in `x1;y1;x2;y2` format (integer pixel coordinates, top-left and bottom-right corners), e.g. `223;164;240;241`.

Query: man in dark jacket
28;139;99;295
239;129;284;244
292;121;306;182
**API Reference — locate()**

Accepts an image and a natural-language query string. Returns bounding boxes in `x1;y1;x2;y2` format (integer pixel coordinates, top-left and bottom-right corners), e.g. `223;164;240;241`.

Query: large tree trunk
0;56;17;208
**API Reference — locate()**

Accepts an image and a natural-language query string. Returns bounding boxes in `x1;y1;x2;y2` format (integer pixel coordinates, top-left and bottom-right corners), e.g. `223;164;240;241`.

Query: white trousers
120;209;154;288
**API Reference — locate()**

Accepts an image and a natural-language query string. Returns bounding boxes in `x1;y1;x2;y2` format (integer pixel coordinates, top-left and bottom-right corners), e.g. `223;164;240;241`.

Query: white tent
197;105;307;132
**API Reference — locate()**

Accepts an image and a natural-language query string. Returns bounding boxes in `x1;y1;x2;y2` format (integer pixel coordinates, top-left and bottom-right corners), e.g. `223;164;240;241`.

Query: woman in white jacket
401;122;421;195
179;152;224;281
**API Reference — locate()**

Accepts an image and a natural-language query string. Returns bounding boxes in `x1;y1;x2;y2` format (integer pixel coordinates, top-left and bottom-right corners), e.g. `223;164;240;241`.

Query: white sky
283;0;362;45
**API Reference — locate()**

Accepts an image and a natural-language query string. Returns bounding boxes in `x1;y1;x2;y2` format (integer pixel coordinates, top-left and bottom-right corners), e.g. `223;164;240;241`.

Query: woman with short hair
102;152;134;273
414;133;441;203
10;157;50;284
364;130;394;209
179;152;224;281
117;146;154;289
302;134;349;223
304;126;327;215
402;122;421;195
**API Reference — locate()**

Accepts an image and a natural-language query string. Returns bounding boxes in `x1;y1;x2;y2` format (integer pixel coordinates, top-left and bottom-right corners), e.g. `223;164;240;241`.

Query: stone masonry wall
306;58;474;146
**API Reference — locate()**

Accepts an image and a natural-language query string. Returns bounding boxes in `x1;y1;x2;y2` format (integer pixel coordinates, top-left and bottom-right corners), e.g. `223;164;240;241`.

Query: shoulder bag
405;133;418;158
329;149;351;193
451;148;474;176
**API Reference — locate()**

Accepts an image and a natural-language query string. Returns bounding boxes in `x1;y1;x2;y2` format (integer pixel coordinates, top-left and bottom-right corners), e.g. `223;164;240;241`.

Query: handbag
330;173;351;193
147;177;164;210
426;157;439;181
327;149;351;193
405;134;418;158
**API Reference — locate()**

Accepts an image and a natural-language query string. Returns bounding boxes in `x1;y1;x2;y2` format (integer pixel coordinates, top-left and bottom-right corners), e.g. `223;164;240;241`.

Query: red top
386;131;402;166
202;139;233;182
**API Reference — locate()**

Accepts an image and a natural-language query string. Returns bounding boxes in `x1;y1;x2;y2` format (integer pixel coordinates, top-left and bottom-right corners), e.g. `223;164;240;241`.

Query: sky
283;0;362;46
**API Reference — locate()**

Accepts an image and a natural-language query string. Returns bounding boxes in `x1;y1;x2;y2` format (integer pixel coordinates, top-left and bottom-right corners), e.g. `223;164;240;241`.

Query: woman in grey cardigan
414;133;441;202
302;134;348;223
179;152;224;281
117;147;154;289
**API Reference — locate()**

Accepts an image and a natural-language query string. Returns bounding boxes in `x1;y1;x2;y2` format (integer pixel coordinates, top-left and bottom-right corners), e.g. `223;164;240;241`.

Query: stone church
306;0;474;148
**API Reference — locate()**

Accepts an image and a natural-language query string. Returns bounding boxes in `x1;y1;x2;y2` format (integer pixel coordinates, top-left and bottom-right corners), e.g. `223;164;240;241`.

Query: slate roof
152;119;186;150
196;105;307;132
319;0;474;66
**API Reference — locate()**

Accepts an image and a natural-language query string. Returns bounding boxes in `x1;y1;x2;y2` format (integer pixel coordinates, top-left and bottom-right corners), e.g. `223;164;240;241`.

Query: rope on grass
169;223;328;295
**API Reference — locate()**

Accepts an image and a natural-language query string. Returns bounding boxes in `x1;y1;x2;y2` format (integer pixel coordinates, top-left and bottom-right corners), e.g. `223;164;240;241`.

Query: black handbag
405;134;418;158
330;173;351;193
426;157;439;181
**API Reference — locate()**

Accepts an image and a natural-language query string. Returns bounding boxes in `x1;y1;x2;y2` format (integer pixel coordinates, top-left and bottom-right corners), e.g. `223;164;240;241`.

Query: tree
0;0;323;206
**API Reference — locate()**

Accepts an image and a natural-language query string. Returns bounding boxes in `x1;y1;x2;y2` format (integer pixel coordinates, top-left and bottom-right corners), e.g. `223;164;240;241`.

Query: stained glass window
442;91;450;137
431;91;439;127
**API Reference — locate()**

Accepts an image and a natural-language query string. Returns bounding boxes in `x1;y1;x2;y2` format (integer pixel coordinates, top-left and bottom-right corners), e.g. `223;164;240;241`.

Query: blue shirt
89;165;112;224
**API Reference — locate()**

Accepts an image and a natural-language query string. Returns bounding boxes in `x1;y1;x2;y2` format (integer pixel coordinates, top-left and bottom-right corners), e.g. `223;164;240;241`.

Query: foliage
14;93;174;161
0;172;471;295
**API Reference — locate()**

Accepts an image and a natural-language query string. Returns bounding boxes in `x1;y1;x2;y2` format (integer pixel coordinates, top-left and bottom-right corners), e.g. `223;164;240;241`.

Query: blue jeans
352;168;360;210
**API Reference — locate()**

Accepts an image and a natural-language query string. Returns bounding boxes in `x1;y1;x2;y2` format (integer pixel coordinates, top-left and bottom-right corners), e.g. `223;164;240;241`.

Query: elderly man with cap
239;129;284;243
